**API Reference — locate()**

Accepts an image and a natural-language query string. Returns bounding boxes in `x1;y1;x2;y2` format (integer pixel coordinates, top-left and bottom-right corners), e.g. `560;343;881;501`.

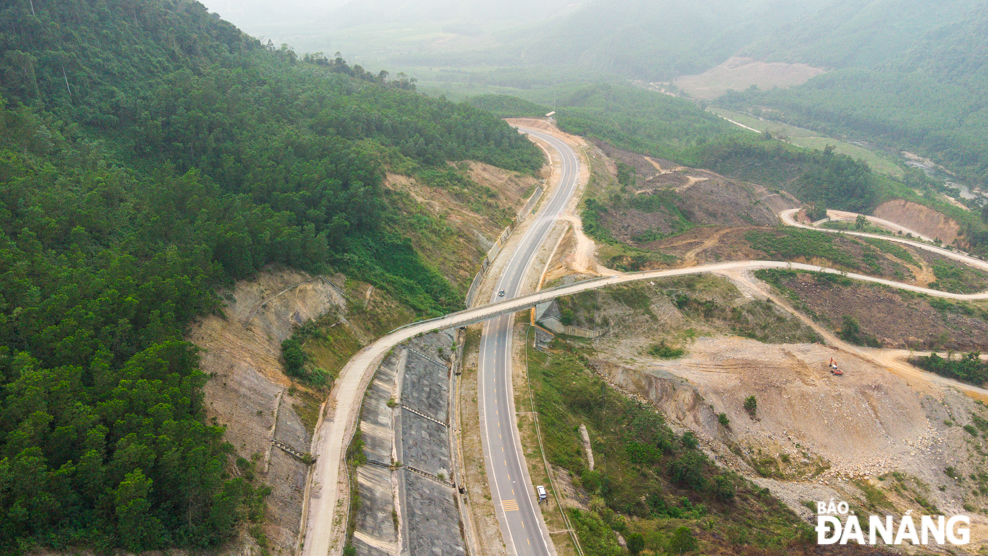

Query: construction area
351;330;468;556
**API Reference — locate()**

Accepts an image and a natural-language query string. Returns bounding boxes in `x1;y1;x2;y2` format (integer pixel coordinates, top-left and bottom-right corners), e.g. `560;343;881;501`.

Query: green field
708;107;905;178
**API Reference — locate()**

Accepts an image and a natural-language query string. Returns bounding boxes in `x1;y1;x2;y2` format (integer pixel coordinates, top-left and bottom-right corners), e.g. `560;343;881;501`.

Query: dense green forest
911;352;988;388
470;86;740;160
689;137;892;213
720;5;988;188
0;0;541;551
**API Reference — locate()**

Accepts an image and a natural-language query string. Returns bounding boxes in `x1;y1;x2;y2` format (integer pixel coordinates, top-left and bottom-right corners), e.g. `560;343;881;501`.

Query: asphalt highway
301;128;988;556
477;127;580;556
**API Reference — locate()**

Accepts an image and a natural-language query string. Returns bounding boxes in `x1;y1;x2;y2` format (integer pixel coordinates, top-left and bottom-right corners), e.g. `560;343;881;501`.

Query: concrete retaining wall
464;185;545;308
517;185;543;222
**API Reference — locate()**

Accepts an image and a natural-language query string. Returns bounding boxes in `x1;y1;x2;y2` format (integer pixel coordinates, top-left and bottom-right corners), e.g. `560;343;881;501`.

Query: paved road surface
300;135;988;556
477;127;580;556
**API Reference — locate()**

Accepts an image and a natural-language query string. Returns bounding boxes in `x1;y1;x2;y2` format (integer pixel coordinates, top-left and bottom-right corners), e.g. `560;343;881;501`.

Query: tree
668;452;707;491
744;395;757;418
713;474;736;501
839;315;861;342
717;413;730;427
115;469;163;552
669;526;698;553
627;532;645;555
281;337;307;377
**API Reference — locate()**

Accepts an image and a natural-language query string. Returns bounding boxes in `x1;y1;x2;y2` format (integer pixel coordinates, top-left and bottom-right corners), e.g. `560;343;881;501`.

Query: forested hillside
512;0;827;81
0;0;541;552
721;5;988;188
741;0;986;68
470;86;739;160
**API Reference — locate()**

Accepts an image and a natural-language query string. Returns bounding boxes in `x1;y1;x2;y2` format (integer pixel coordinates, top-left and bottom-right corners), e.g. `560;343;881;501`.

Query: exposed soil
874;199;961;246
584;142;800;256
644;226;761;267
671;56;827;100
592;140;681;181
594;143;799;237
770;272;988;352
567;273;988;551
188;270;347;552
385;161;543;293
504;126;988;553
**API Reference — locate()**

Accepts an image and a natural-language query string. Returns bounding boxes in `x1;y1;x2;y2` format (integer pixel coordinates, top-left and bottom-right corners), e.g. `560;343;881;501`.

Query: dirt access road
301;141;988;556
301;260;988;555
781;208;988;273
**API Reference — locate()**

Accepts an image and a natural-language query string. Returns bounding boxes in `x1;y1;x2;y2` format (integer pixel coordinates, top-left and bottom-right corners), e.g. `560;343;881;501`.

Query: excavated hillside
554;277;988;551
186;160;545;554
530;140;988;553
592;142;799;244
874;200;962;246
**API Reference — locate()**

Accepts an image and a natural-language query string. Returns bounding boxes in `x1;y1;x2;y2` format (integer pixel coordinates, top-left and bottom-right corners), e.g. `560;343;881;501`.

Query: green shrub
648;341;686;359
718;413;730;427
681;431;699;450
627;532;645;555
669;526;698;554
669;452;707;491
744;396;758;418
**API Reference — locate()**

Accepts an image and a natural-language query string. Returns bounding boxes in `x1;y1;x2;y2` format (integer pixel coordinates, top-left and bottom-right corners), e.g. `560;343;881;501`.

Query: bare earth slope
188;270;346;552
874;199;962;246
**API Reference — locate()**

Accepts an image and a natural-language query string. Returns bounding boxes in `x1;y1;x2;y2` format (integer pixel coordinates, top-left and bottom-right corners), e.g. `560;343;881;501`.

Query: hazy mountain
742;0;988;68
321;0;581;30
198;0;829;79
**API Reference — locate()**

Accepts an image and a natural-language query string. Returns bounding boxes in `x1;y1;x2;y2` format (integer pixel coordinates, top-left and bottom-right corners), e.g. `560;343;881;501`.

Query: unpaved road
301;164;988;556
780;208;988;273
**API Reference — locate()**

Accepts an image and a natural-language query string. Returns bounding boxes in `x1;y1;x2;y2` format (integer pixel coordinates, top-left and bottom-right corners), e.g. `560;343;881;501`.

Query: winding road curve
301;129;988;556
780;208;988;274
476;127;581;556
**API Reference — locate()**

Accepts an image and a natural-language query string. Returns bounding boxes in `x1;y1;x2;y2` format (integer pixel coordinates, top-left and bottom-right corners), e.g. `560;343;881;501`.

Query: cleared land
524;133;988;553
759;269;988;352
671;57;827;101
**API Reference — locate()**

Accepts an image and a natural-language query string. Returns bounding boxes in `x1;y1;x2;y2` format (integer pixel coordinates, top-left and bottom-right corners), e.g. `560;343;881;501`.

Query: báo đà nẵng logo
815;500;969;546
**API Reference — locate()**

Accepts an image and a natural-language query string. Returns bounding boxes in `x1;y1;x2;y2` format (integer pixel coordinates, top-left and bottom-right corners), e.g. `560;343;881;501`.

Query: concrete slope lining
302;144;988;556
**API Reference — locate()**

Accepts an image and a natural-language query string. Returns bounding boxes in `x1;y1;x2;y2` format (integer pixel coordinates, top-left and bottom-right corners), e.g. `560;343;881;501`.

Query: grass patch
853;480;894;512
292;388;324;436
746;228;859;271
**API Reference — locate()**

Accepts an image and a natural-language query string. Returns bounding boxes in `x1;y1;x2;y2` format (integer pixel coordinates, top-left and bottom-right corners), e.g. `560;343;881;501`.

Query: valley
289;121;988;556
5;0;988;555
